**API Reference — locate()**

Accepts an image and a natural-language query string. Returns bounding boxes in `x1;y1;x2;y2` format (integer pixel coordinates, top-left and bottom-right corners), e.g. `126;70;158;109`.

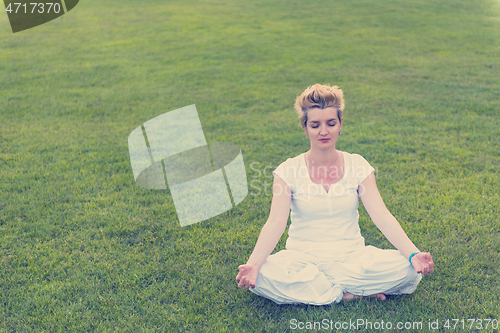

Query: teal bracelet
409;252;420;264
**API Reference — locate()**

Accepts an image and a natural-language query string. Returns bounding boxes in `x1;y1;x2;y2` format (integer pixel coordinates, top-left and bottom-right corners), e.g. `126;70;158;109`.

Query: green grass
1;0;499;331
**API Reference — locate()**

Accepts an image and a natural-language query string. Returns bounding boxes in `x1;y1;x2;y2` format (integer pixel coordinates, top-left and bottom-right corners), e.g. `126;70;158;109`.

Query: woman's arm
236;175;292;289
359;173;434;275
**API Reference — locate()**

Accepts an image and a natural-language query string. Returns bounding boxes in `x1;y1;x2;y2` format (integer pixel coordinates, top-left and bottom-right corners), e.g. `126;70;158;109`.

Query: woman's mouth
320;138;330;142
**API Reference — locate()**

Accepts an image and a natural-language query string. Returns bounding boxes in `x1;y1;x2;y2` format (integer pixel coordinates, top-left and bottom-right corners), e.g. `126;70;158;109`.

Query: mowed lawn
1;0;499;331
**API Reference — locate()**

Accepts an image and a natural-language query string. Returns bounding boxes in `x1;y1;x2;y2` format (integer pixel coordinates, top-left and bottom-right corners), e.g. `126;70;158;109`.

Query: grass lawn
1;0;499;331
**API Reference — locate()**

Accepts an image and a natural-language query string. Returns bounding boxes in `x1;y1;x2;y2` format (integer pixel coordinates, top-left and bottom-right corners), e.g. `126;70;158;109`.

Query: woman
236;84;434;304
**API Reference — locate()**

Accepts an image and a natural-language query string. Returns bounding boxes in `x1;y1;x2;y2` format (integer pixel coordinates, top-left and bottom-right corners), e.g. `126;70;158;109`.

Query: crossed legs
250;246;421;305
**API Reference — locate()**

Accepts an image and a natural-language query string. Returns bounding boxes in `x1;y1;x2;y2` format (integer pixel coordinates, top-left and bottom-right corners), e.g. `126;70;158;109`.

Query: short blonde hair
294;84;344;129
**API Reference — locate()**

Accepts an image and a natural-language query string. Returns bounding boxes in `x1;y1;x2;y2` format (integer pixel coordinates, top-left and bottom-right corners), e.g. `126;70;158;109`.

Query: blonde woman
236;84;434;304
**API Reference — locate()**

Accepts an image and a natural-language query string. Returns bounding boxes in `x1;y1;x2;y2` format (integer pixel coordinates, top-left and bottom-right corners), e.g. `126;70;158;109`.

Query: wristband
408;252;420;264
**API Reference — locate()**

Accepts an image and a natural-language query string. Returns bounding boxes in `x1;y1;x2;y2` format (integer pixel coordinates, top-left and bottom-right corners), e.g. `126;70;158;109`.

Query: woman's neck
307;147;339;167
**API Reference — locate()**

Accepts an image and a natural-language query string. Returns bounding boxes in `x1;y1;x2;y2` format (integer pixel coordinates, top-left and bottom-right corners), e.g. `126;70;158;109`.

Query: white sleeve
353;154;375;185
272;158;294;190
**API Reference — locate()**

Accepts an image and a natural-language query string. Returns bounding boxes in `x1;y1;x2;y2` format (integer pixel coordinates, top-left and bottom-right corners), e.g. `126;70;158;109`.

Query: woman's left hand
411;252;434;276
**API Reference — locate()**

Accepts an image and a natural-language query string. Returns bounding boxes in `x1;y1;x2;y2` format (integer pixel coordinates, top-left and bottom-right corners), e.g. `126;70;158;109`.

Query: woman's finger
236;270;244;283
428;263;434;274
236;265;248;283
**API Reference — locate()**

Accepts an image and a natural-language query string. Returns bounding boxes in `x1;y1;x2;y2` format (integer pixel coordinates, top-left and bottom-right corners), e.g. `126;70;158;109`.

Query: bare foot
370;293;386;300
342;292;386;301
342;292;359;300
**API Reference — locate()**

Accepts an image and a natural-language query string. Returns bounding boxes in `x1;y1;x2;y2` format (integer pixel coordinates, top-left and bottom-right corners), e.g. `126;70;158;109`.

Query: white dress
250;151;422;305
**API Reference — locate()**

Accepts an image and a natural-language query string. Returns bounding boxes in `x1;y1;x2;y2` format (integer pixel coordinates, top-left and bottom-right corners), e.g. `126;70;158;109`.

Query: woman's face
303;107;342;150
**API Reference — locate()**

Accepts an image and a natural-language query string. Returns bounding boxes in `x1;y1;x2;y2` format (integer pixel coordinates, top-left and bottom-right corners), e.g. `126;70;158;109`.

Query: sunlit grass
1;0;499;331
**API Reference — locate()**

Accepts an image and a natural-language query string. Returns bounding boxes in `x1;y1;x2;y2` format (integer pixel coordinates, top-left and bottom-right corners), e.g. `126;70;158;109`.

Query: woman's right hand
236;176;290;291
236;264;259;290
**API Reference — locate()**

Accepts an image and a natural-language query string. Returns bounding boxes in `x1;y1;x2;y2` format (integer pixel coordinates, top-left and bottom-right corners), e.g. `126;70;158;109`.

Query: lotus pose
236;84;434;304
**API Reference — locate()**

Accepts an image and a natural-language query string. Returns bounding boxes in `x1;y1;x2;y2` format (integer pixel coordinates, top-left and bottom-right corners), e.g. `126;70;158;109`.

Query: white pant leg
320;246;422;296
250;250;344;305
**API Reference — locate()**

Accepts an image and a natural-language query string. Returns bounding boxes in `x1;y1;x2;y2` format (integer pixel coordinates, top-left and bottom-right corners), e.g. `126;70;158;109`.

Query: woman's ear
303;125;309;138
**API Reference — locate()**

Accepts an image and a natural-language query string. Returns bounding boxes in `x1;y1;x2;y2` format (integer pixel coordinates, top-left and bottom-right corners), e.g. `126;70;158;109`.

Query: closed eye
311;123;336;128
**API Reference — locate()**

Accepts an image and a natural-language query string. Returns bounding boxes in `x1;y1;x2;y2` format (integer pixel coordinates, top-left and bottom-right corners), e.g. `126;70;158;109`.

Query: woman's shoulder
273;153;304;185
341;151;374;184
341;151;371;165
273;153;305;182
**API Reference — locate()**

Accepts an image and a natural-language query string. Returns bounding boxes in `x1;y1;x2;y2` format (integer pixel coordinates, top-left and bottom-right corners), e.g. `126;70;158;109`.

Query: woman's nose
320;124;328;134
